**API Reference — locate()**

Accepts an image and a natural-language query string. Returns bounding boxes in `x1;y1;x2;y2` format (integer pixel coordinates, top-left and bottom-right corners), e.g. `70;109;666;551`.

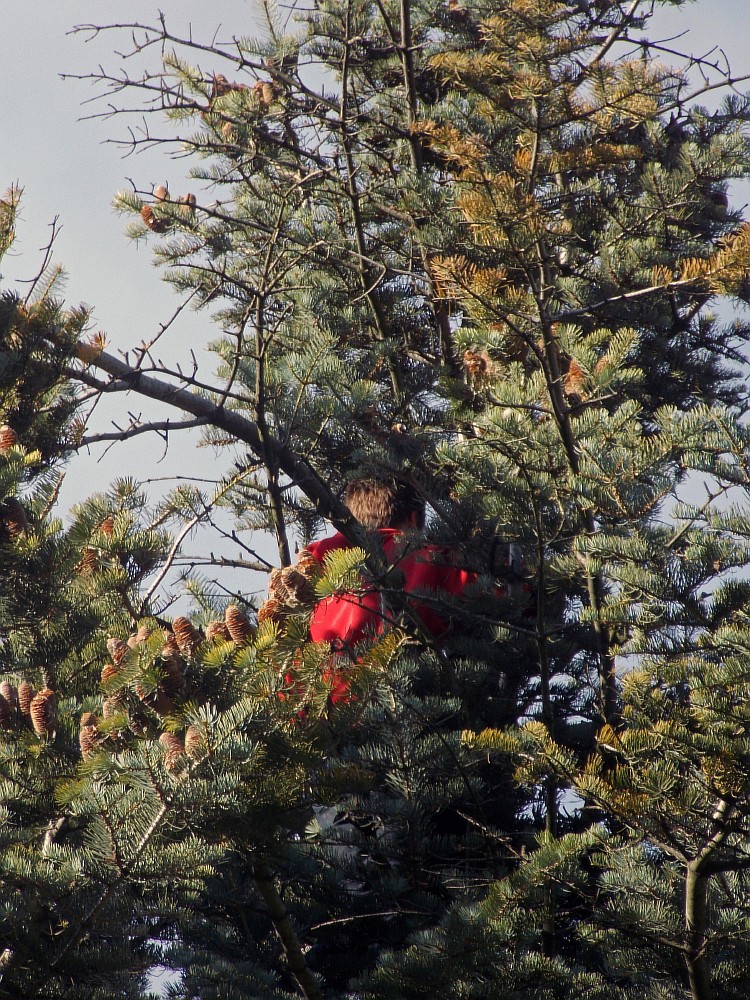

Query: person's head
344;478;425;530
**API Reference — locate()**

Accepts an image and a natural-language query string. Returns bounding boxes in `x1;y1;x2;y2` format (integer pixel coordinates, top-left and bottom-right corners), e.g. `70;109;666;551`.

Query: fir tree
3;1;750;997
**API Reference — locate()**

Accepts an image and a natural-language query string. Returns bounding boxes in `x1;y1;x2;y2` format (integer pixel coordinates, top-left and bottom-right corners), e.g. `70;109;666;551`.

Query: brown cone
107;638;130;665
225;604;256;644
0;682;18;712
100;663;119;687
79;714;100;758
2;498;28;538
98;515;115;536
0;425;19;453
136;684;173;717
205;620;231;643
184;724;205;760
159;732;185;774
128;623;154;648
30;688;56;737
18;680;35;716
172;616;202;656
258;597;285;625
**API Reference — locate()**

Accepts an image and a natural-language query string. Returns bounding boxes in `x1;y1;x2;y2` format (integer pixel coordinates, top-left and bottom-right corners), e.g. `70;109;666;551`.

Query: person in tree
264;477;482;705
305;477;476;652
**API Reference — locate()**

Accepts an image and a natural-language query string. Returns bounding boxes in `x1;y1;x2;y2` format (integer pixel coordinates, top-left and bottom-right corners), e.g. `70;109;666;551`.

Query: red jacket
305;528;475;648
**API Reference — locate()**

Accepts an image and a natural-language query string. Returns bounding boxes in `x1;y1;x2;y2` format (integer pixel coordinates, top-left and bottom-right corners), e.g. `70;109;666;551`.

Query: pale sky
1;0;749;526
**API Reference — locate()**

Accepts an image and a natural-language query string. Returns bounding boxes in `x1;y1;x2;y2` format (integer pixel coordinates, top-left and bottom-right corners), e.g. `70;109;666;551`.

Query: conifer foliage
4;1;750;997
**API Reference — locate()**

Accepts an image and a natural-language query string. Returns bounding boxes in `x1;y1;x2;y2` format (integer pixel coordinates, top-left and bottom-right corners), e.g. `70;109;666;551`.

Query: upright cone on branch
159;732;185;774
0;425;19;452
258;597;285;626
100;663;119;688
136;684;173;717
98;515;115;536
172;616;202;656
30;688;56;737
184;724;206;760
79;713;100;758
128;623;154;648
225;604;256;645
206;620;231;643
0;682;18;713
107;637;130;665
17;680;35;716
1;498;28;538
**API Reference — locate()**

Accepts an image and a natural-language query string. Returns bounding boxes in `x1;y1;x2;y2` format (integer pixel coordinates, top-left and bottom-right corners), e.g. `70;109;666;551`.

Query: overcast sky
1;0;749;521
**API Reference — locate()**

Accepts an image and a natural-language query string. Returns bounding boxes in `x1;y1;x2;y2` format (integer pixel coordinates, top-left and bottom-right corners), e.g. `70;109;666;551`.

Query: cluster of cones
140;183;198;234
0;680;56;738
86;603;257;773
0;424;29;540
257;550;318;626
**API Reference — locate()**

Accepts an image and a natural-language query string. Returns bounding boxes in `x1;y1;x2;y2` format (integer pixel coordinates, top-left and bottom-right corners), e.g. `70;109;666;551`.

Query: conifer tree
4;1;750;997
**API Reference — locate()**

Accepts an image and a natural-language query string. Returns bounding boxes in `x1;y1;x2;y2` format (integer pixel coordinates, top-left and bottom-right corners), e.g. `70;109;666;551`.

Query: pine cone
295;550;319;579
98;515;115;536
172;616;202;656
140;204;169;234
77;546;99;576
18;680;35;716
106;637;130;665
271;565;315;606
251;79;280;108
2;498;28;538
159;656;184;697
0;693;13;729
225;604;256;645
102;696;121;720
79;714;100;757
161;632;181;658
128;623;154;648
30;688;56;737
563;358;586;398
159;732;185;774
258;597;285;625
0;682;18;712
153;184;169;202
0;425;19;453
100;663;119;687
184;724;205;760
463;349;493;386
205;620;231;643
178;193;197;214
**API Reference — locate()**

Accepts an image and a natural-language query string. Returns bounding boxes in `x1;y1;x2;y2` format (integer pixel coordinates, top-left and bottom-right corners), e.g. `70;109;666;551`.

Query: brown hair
344;478;425;530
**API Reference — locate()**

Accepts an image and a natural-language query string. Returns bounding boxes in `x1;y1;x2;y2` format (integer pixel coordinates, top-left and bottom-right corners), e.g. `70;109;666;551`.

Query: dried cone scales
18;680;35;716
225;604;256;645
30;688;56;737
159;732;185;774
270;565;315;606
0;425;19;452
